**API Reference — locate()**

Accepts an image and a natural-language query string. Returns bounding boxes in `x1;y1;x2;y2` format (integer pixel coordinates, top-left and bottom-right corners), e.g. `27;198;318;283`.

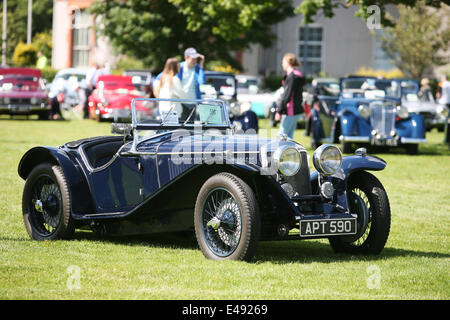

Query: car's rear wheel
329;171;390;254
22;163;75;240
194;173;260;261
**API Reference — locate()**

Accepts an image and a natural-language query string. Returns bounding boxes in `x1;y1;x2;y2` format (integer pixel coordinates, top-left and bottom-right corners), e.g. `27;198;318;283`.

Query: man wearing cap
178;47;205;100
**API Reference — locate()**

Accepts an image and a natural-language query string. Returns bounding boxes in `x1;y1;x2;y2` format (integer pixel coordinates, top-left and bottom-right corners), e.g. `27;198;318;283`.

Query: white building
242;3;397;77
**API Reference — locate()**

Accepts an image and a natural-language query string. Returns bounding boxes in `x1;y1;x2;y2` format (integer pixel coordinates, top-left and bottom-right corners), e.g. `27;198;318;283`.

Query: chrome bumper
0;104;50;113
400;137;427;144
340;135;426;145
339;135;370;143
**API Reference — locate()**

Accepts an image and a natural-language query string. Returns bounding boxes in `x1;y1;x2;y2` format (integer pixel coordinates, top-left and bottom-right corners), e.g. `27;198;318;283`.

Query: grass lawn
0;116;449;299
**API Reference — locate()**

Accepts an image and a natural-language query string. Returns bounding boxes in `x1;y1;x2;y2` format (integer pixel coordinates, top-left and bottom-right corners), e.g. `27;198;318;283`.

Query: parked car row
304;76;448;154
3;67;446;156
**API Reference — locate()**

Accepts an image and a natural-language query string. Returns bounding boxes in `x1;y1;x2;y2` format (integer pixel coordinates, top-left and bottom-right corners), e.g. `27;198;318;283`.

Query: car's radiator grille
370;103;396;138
9;98;31;105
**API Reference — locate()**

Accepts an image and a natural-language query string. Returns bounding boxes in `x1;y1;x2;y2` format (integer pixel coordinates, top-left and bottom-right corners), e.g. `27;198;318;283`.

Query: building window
298;25;323;75
72;10;91;68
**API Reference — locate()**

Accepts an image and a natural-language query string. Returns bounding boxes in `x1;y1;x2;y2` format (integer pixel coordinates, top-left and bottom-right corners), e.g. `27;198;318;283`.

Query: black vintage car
18;98;391;261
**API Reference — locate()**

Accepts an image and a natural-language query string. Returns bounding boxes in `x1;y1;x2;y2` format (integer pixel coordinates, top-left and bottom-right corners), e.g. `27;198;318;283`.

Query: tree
0;0;53;65
295;0;444;27
90;0;294;70
12;42;37;67
379;1;450;78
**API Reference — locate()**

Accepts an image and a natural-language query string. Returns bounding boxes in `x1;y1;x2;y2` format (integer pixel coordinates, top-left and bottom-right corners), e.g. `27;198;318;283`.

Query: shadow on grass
57;231;450;264
365;144;450;156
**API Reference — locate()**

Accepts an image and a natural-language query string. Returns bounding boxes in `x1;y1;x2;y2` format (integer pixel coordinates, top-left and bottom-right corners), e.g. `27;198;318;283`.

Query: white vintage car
402;91;448;132
236;74;278;118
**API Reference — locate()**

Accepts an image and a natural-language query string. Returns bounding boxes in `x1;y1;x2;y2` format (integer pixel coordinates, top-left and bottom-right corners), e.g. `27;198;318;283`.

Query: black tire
329;171;390;254
38;111;49;120
405;143;418;155
194;173;260;261
22;163;75;240
341;141;353;154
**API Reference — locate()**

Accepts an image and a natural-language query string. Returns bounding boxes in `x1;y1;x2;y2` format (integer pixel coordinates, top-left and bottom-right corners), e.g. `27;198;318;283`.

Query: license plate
11;105;31;112
113;109;130;118
371;137;398;146
300;218;357;237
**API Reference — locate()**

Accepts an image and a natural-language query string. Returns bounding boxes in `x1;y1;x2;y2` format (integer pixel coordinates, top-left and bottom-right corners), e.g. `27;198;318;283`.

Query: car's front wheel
22;163;75;240
329;171;390;254
194;173;260;261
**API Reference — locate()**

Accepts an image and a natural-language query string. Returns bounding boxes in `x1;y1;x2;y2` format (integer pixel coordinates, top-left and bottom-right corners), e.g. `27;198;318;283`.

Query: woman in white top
158;57;188;118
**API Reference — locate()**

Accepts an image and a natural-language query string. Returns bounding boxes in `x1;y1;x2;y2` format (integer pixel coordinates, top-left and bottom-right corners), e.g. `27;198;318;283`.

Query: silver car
48;68;87;108
402;91;448;132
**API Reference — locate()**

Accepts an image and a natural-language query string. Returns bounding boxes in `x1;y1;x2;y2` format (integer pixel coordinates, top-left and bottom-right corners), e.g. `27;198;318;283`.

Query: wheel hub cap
33;199;43;213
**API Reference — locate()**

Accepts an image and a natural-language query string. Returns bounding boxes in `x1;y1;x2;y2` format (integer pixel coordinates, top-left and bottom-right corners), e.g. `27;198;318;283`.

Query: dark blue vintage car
18;98;391;261
310;77;426;154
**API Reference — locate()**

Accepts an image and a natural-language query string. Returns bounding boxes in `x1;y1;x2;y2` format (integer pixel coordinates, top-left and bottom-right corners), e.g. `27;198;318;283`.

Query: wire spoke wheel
347;187;371;247
22;163;75;241
329;171;390;255
194;173;260;261
29;175;62;237
202;188;242;257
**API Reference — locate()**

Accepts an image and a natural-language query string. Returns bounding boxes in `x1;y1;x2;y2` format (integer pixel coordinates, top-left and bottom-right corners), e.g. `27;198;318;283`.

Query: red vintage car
0;67;50;119
88;74;149;121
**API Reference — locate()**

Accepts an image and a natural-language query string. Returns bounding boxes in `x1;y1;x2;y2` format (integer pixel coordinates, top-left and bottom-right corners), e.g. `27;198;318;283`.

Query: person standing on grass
178;47;205;100
274;53;305;139
157;57;188;116
438;75;450;145
83;64;100;119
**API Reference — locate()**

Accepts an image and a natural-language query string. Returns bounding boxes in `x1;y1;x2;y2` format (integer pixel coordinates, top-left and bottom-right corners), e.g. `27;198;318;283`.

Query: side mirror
111;123;133;135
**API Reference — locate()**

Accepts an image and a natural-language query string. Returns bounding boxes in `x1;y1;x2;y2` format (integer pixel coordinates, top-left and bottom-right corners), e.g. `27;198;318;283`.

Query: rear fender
18;146;95;216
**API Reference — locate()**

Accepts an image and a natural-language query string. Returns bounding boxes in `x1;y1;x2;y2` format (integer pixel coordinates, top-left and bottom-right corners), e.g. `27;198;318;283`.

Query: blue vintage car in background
310;76;426;154
18;98;391;261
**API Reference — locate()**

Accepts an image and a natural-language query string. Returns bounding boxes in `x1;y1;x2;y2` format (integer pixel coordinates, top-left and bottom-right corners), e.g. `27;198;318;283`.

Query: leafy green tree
0;0;53;64
12;42;37;67
295;0;444;27
90;0;294;70
379;1;450;78
32;32;52;58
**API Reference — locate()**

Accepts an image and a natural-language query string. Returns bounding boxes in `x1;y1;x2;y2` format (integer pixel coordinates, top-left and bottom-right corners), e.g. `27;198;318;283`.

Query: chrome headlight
358;104;370;119
273;145;301;176
313;144;342;176
30;97;38;105
396;105;409;119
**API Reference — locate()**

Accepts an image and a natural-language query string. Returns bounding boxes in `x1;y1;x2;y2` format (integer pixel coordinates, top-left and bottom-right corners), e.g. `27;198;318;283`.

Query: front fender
339;108;371;138
18;146;95;216
341;154;386;175
310;154;386;183
395;113;426;139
